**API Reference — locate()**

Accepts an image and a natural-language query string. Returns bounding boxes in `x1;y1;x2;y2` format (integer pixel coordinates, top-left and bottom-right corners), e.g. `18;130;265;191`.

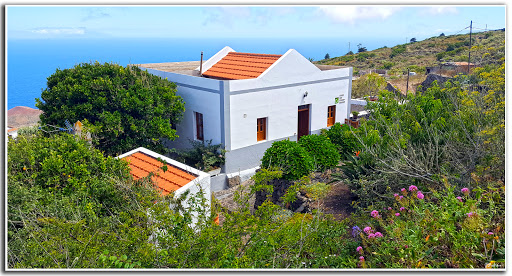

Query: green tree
261;139;314;180
351;73;386;98
298;134;340;171
36;62;185;156
410;37;417;43
324;53;330;59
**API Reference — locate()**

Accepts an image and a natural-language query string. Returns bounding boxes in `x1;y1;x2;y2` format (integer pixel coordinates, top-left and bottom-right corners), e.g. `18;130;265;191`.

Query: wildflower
456;196;463;202
388;207;392;210
401;188;406;193
355;151;361;157
368;233;375;239
352;226;361;237
425;235;430;242
393;193;399;197
466;212;475;217
400;207;405;211
23;166;26;171
409;185;418;192
461;187;470;195
404;245;408;248
356;246;363;254
363;226;372;234
374;232;383;238
395;213;400;217
399;196;404;200
359;256;365;261
371;210;379;218
488;232;494;235
417;192;424;200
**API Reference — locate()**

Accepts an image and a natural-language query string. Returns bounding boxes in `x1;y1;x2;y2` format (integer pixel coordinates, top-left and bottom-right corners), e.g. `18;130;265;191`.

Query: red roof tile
122;152;197;196
202;52;281;80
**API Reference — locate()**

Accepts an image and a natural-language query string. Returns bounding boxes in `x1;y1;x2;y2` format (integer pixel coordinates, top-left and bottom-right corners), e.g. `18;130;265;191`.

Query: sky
6;5;506;42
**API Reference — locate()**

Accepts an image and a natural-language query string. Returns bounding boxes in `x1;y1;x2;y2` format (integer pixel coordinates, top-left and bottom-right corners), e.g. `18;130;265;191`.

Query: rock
254;178;310;213
385;82;399;94
227;175;241;188
418;74;451;92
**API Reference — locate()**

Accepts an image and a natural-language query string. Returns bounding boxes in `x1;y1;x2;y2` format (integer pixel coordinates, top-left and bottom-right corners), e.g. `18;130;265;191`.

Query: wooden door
257;118;266;141
327;105;336;127
297;104;309;141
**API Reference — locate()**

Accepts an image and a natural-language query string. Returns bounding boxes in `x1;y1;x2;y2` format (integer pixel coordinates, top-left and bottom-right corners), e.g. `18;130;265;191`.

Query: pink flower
461;187;470;195
404;245;408;248
356;246;363;253
363;226;372;234
466;212;475;217
456;196;463;202
488;232;494;235
371;210;379;218
399;196;404;200
375;232;383;238
400;207;405;211
359;256;365;261
368;233;375;239
393;193;399;197
401;188;406;193
409;185;418;192
395;213;400;217
388;207;392;210
417;192;424;200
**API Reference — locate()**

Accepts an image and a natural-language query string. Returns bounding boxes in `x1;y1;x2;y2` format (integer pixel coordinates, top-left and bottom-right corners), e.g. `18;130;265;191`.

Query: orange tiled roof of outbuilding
122;151;197;196
202;52;281;80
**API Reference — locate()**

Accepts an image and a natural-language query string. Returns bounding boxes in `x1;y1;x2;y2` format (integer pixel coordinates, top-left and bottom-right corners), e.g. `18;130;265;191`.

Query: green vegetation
36;62;185;156
351;73;386;98
174;139;226;171
261;139;314;180
8;31;505;269
298;134;340;171
317;30;505;76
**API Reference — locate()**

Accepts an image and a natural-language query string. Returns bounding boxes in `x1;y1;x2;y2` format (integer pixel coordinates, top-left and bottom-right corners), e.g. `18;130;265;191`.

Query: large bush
298;134;340;171
324;122;361;159
36;62;185;156
261;139;314;180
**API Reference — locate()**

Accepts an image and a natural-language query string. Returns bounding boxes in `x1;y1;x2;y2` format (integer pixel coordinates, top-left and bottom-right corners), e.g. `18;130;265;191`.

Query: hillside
316;29;505;77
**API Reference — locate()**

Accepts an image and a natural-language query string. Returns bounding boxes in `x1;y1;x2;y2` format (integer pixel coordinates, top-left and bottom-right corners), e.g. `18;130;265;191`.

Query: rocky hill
7;106;42;128
316;29;505;76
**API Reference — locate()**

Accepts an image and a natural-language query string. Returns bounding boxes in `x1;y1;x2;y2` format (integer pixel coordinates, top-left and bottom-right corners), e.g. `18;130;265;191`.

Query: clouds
82;7;111;21
423;6;459;15
318;6;402;24
201;7;298;27
31;27;86;35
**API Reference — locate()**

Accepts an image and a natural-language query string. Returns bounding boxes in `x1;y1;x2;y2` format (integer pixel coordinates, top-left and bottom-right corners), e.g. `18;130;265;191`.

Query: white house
137;46;352;190
118;147;211;225
7;127;18;139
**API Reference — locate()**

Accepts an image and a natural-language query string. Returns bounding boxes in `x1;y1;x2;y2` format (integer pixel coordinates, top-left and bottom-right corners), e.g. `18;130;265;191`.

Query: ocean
7;37;402;110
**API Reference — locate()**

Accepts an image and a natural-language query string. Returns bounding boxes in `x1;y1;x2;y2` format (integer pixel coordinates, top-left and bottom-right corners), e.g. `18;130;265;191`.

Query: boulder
418;74;451;92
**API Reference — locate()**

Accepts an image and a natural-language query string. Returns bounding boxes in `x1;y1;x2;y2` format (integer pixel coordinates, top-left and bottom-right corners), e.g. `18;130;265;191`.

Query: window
257;118;267;141
327;105;336;127
195;112;204;141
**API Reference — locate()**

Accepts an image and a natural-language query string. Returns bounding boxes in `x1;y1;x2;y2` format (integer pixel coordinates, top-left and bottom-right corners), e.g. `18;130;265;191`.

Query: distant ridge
7;106;42;128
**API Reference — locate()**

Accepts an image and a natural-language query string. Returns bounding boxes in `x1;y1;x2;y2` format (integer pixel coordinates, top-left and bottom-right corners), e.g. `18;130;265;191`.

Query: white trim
195;46;235;73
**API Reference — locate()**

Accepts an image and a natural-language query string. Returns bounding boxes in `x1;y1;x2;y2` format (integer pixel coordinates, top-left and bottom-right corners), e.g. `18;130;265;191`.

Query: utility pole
468;20;472;74
406;68;410;96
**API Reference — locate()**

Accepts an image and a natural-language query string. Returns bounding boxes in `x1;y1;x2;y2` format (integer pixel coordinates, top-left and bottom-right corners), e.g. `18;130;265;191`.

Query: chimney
200;51;203;76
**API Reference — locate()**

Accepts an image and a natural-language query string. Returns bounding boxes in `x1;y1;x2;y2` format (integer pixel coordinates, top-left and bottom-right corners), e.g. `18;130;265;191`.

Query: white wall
228;52;352;151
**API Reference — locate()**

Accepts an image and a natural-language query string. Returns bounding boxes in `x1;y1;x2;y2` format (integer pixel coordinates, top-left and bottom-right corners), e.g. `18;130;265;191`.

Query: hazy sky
7;5;506;41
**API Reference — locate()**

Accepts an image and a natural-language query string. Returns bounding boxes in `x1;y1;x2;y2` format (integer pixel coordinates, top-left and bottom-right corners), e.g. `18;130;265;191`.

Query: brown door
327;105;336;127
257;118;266;141
297;104;309;141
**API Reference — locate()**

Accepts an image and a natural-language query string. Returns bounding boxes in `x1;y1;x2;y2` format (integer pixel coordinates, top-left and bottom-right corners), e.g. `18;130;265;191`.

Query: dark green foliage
380;61;395;70
261;139;314;180
36;62;185;156
439;32;445;37
324;123;361;160
410;37;417;43
346;50;354;55
298;134;340;171
389;44;406;58
175;139;226;171
324;53;330;59
357;43;367;53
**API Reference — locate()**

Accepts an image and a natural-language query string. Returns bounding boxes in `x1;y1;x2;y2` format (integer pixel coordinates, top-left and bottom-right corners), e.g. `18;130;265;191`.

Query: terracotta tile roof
122;152;197;196
202;52;281;80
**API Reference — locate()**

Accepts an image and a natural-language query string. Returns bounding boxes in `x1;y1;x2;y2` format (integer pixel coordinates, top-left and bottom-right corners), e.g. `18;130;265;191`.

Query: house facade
137;46;352;190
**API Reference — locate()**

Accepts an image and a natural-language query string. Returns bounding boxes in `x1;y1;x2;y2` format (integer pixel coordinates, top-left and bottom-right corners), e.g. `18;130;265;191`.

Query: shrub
324;123;361;159
261;139;314;180
298;134;340;171
176;139;225;171
389;45;406;58
380;61;394;70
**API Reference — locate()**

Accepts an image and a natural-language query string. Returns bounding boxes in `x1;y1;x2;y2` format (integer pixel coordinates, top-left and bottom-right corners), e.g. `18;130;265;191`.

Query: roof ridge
229;52;282;58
